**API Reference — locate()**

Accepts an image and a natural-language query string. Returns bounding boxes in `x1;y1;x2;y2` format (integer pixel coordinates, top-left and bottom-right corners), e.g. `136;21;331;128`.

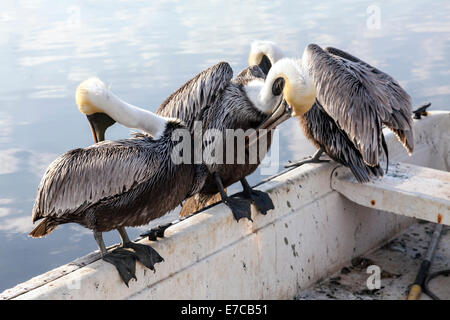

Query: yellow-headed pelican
84;61;306;221
248;41;414;182
30;79;209;285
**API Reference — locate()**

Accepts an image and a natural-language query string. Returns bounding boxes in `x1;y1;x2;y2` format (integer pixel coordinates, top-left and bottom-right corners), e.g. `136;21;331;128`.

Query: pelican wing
32;137;163;222
156;61;234;130
234;65;266;83
324;46;414;154
301;102;384;183
305;44;413;166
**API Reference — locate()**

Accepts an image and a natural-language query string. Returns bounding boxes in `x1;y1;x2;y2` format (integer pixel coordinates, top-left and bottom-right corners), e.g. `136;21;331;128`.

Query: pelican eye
272;77;285;96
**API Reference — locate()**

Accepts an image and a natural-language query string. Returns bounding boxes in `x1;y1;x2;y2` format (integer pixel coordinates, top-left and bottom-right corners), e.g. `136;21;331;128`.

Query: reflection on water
0;0;449;291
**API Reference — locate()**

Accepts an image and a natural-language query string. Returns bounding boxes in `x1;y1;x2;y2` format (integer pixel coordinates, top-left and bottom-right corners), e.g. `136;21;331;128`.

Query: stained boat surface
1;111;448;300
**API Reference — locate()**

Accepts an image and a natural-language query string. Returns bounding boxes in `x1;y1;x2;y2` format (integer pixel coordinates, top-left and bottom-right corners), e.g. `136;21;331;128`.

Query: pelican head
76;78;116;143
248;40;285;74
265;58;316;118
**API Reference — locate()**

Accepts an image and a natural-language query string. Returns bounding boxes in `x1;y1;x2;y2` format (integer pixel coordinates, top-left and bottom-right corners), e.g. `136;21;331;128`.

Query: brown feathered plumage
250;41;414;182
156;63;270;216
30;121;208;237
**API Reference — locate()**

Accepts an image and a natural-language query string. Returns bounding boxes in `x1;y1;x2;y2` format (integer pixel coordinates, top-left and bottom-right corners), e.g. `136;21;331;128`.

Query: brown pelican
248;41;414;182
88;61;301;222
30;78;209;285
156;61;299;220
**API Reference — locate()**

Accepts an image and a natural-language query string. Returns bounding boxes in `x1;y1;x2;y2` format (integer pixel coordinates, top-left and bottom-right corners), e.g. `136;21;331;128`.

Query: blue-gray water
0;0;449;292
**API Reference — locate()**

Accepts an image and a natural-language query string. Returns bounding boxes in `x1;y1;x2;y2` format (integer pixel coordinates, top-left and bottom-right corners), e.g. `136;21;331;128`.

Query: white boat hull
1;111;449;300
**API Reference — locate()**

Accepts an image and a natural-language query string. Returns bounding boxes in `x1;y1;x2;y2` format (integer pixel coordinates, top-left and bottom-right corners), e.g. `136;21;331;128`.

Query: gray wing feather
32;138;162;222
324;46;414;154
301;102;384;183
305;44;413;166
156;61;234;130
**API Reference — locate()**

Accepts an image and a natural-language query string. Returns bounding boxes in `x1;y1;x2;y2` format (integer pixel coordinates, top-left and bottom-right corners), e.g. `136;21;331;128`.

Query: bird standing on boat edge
29;57;306;284
156;61;296;220
248;41;414;182
82;60;308;222
29;79;209;285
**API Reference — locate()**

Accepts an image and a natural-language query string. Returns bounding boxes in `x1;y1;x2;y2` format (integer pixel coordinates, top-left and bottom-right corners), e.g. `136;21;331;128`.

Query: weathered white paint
1;111;448;300
296;221;450;300
331;162;450;226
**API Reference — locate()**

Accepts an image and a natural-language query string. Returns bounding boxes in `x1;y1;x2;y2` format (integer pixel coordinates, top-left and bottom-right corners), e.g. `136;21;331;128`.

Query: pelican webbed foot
224;196;253;222
118;227;164;271
94;230;138;286
122;242;164;271
238;178;274;215
103;248;137;286
214;172;252;222
285;147;329;168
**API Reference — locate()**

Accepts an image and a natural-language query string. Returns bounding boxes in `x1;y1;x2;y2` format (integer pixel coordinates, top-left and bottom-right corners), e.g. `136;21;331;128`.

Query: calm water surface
0;0;449;291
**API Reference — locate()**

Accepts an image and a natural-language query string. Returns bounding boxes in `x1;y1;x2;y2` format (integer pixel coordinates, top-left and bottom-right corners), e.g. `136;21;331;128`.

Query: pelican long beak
86;113;116;143
246;98;292;147
259;99;292;131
